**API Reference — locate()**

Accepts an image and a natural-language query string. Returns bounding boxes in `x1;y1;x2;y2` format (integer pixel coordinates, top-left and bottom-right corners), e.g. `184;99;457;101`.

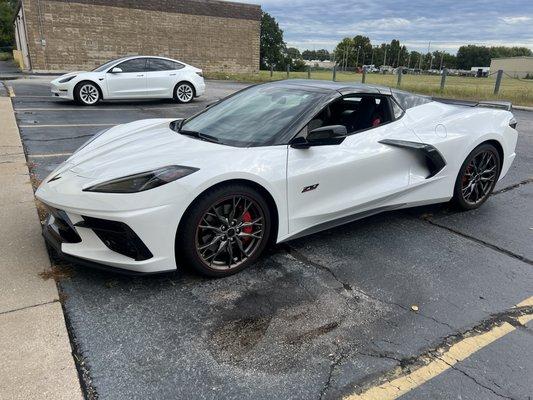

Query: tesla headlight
83;166;199;193
59;75;76;83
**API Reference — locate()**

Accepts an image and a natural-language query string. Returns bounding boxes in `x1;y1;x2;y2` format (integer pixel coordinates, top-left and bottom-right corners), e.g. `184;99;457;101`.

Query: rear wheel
452;143;500;210
174;82;194;103
177;184;271;277
74;81;100;106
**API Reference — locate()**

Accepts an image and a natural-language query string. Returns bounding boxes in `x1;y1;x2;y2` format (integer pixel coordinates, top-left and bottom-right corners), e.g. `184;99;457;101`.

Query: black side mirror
291;125;347;149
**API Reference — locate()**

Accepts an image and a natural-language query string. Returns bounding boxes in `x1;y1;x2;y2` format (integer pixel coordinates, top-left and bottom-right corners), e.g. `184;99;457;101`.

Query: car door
145;58;185;98
286;95;421;237
105;58;148;98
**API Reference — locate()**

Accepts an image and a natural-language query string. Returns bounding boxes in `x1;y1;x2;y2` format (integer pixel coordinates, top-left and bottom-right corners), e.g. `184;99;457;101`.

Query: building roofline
50;0;262;21
490;56;533;60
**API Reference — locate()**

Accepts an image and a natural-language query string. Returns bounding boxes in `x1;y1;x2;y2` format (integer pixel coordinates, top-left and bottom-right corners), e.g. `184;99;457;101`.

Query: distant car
50;56;205;105
37;80;517;277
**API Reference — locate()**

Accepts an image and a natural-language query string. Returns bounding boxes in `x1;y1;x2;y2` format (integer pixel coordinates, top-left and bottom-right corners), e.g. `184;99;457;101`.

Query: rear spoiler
432;97;512;111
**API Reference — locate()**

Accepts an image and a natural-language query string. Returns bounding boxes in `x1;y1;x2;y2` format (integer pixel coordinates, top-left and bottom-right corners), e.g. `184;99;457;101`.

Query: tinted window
147;58;184;71
92;57;128;72
181;85;325;147
392;89;432;109
114;58;147;73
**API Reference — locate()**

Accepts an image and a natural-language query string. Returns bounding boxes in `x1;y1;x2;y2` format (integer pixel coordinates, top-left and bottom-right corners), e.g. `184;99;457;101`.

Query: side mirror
110;67;123;73
291;125;347;149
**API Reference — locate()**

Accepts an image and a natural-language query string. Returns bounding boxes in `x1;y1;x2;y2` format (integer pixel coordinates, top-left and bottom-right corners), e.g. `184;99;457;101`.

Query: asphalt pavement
4;78;533;400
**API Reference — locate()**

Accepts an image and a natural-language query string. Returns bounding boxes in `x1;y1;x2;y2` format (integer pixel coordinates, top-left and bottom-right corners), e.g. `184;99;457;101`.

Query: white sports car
36;80;518;277
50;56;205;105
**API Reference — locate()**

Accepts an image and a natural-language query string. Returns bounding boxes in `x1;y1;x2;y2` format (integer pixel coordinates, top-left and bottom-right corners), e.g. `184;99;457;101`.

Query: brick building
13;0;261;73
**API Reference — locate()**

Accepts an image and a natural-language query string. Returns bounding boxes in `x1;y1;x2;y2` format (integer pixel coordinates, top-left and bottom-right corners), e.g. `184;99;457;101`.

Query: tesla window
115;58;147;72
180;85;324;147
147;58;184;71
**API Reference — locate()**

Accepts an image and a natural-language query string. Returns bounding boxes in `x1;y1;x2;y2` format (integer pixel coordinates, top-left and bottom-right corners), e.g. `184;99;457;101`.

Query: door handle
169;73;176;76
137;74;144;77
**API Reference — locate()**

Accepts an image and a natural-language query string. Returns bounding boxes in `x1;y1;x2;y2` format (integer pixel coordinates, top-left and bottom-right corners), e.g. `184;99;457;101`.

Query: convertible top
271;79;393;95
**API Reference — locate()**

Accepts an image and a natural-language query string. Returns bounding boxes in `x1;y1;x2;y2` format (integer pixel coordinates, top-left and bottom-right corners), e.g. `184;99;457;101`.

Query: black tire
177;184;272;278
74;81;100;106
174;82;195;103
452;143;501;210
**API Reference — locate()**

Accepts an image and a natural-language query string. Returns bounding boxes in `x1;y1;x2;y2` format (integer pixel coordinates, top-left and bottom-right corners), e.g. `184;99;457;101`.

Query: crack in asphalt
440;358;516;400
424;218;533;266
285;245;457;332
22;134;93;142
347;306;533;398
492;177;533;195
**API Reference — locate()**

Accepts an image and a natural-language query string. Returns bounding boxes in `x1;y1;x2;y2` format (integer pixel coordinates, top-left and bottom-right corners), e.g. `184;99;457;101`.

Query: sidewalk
0;94;82;399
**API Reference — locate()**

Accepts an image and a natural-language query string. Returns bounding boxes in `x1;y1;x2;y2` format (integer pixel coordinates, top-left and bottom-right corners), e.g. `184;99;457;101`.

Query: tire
452;143;501;210
174;82;194;103
74;81;100;106
177;184;272;278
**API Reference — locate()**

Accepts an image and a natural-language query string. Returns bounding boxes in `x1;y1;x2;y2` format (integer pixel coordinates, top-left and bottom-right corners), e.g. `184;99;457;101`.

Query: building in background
490;57;533;78
13;0;261;73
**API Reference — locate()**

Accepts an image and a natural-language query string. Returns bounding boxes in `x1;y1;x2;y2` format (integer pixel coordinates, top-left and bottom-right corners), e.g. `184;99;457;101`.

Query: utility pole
439;52;444;71
383;48;387;67
418;53;422;70
371;47;375;66
355;46;360;68
429;54;433;71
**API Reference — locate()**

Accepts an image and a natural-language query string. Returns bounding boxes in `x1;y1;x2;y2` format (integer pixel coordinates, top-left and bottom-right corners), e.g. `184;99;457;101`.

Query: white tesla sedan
50;56;205;105
36;80;517;277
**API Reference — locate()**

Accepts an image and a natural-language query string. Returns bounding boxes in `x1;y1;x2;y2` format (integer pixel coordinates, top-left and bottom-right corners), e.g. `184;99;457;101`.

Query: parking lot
5;78;533;399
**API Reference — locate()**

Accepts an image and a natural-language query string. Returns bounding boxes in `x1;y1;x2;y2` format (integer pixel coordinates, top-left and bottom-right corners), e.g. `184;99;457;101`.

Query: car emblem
302;184;319;193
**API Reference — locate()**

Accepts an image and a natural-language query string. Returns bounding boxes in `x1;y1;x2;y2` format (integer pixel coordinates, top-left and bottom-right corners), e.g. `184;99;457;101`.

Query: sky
237;0;533;54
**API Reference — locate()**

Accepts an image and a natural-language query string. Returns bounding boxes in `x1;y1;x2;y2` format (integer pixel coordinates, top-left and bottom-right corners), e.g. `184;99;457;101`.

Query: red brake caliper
242;211;253;243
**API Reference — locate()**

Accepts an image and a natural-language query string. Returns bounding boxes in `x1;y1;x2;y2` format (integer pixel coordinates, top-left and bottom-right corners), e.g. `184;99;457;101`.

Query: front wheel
74;82;100;106
177;184;271;277
452;143;501;210
174;82;194;103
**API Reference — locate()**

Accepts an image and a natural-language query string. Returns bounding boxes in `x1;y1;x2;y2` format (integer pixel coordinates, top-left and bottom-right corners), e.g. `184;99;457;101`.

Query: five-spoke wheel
75;82;100;106
174;82;194;103
177;184;271;277
453;143;501;210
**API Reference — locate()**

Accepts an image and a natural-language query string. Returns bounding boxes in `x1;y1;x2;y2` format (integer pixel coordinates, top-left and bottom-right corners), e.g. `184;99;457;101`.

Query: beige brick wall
22;0;260;73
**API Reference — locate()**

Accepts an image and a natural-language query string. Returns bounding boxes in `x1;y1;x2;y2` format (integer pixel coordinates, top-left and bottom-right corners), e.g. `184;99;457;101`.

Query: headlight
83;166;199;193
59;75;76;83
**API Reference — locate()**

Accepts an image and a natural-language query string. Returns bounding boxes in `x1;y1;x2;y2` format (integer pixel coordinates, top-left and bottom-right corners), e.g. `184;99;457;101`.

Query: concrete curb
513;105;533;112
0;96;83;399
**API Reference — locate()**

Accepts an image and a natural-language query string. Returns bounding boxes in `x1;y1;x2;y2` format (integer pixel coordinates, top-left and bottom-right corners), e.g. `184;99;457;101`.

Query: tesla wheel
74;81;100;106
453;143;501;210
174;82;194;103
178;184;271;278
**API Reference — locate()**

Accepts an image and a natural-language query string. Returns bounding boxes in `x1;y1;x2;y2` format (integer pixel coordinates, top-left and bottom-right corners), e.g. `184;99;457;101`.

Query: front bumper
50;81;73;100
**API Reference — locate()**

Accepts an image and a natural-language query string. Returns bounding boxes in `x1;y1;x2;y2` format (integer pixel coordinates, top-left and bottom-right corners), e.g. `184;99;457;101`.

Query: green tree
315;49;330;61
286;47;301;60
301;50;316;60
456;45;491;69
260;12;286;70
0;0;17;49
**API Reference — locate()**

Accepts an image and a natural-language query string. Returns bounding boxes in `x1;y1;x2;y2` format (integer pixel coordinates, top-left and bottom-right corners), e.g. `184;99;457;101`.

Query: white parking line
29;152;73;158
15;106;180;111
19;123;116;128
7;86;15;97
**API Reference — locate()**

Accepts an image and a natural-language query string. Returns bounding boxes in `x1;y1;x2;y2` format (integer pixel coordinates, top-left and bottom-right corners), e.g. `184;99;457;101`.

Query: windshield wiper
178;129;220;144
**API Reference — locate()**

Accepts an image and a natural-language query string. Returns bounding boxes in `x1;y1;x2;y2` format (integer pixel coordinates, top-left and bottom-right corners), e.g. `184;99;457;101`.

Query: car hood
51;71;88;82
60;118;228;180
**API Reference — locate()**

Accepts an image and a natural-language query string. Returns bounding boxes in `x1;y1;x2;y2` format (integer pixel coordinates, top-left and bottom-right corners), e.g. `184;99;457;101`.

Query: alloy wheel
461;150;498;205
195;195;265;271
79;84;99;105
176;84;194;103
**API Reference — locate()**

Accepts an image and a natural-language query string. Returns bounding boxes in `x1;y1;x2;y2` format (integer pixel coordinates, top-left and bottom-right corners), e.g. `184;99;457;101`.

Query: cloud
500;16;532;24
235;0;533;53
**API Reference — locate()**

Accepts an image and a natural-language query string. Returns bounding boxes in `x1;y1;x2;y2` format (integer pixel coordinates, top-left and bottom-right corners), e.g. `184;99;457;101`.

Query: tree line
260;12;532;71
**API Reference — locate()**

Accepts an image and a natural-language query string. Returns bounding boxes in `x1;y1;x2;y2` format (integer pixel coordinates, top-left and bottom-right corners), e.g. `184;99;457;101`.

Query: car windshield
180;85;325;147
92;57;129;72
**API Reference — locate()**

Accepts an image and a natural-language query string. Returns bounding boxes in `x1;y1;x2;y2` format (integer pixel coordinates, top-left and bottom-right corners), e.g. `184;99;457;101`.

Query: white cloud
500;16;532;24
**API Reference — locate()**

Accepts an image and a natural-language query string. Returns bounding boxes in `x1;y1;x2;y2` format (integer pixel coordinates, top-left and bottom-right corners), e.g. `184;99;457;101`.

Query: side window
391;99;404;119
114;58;147;73
304;95;393;136
147;58;184;71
